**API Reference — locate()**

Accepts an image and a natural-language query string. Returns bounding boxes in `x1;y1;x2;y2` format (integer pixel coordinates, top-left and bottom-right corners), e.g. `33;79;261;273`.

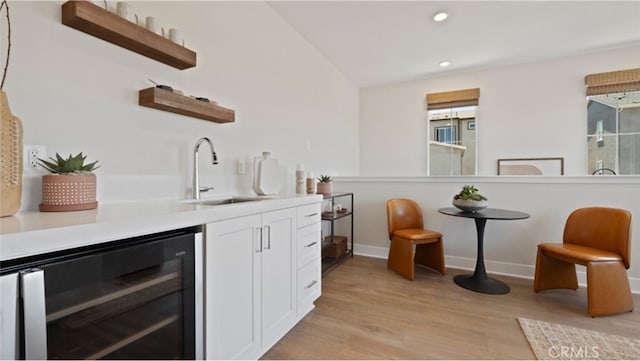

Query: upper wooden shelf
139;87;235;124
61;1;197;70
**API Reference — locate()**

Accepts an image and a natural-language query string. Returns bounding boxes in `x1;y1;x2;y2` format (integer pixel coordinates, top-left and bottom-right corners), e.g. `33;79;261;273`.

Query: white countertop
0;194;323;261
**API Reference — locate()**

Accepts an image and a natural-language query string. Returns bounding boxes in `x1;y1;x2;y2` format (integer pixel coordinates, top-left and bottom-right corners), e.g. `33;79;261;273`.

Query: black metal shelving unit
320;192;354;274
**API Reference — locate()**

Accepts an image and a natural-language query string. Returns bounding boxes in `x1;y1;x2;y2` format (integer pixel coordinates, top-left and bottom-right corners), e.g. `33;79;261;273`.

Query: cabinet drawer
297;259;321;314
297;224;321;268
296;203;321;229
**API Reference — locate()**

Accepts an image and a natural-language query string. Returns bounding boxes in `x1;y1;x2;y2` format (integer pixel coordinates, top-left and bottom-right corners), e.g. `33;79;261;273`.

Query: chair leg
414;239;445;275
586;261;634;317
387;237;415;281
533;248;578;292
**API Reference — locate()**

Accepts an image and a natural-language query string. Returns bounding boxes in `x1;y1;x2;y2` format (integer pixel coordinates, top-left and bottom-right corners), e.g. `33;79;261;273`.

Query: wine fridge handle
20;269;47;360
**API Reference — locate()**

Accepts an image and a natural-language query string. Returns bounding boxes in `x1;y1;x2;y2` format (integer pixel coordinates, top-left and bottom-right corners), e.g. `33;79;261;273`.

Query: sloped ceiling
268;1;640;88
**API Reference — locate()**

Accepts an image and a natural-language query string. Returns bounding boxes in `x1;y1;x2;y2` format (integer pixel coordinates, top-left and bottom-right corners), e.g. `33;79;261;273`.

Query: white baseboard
353;243;640;294
353;244;388;259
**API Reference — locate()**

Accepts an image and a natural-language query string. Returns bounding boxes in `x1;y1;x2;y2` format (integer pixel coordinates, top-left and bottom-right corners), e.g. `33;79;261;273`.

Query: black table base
453;274;510;294
438;207;530;295
454;217;511;294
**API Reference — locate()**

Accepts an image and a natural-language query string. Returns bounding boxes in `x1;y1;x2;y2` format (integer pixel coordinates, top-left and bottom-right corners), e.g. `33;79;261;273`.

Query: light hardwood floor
263;256;640;360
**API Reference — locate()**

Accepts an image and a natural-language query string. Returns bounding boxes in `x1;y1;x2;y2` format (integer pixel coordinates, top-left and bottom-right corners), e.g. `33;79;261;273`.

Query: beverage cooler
0;227;202;360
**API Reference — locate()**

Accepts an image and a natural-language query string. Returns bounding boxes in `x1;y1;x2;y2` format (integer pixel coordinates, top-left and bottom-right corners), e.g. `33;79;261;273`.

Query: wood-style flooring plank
263;256;640;360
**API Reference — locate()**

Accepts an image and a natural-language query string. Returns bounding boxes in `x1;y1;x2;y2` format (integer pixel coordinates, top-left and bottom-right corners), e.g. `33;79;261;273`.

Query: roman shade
426;88;480;110
585;68;640;96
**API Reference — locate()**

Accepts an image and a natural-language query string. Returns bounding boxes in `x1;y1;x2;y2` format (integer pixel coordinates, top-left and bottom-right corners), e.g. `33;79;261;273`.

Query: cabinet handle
265;225;271;250
305;213;318;218
256;227;262;253
305;241;318;248
304;280;317;289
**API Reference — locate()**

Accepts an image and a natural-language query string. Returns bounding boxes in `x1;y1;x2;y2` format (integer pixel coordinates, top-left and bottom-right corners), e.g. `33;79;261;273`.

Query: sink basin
182;196;272;206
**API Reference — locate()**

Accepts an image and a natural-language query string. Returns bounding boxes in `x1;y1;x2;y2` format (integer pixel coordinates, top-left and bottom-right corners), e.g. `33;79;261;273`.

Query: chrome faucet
192;137;218;199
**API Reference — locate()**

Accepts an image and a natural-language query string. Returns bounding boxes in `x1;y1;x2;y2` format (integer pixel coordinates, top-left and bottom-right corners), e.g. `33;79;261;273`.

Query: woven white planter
40;173;98;212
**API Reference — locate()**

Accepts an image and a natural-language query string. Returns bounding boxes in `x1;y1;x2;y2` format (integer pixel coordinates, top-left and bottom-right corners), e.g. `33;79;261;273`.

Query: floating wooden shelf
139;87;235;123
61;1;196;70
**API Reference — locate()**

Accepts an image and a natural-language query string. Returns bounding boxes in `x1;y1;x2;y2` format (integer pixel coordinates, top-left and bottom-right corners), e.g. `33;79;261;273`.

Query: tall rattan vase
0;91;23;217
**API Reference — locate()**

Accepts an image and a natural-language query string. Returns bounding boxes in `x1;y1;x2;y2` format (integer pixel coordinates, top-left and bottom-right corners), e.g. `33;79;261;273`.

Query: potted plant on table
316;174;333;196
37;152;100;212
452;185;488;212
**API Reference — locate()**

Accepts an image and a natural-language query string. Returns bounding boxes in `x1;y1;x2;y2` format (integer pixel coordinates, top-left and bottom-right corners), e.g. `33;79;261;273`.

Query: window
585;68;640;175
587;92;640;175
435;125;456;144
426;88;479;176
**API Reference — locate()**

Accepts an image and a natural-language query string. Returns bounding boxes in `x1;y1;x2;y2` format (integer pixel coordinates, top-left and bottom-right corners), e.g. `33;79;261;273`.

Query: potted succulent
315;174;333;196
452;185;488;212
37;152;100;212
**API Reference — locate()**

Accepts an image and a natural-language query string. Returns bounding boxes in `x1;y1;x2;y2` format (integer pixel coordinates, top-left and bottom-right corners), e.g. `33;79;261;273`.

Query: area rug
518;317;640;360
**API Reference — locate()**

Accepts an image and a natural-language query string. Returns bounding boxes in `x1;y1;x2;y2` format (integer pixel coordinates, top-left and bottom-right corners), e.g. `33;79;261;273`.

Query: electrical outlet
23;144;47;170
237;159;246;175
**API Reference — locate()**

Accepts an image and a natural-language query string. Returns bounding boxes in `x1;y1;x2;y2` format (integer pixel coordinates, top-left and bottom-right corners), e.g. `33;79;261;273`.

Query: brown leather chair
386;199;445;281
534;207;633;317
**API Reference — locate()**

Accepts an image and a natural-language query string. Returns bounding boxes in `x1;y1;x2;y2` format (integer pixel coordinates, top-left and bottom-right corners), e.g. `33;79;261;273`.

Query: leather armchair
386;199;445;281
534;207;633;317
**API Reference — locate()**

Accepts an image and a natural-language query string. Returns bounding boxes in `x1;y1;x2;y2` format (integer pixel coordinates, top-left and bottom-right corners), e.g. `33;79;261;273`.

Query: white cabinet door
205;207;297;360
260;208;297;350
205;214;262;360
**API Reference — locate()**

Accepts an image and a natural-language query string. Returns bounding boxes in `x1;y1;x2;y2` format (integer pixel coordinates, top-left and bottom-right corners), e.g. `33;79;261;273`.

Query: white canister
168;28;180;43
116;2;133;21
145;16;157;34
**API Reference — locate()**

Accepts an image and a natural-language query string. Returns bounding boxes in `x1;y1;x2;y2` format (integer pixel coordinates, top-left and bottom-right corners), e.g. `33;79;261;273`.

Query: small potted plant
316;174;333;196
452;185;488;212
37;152;100;212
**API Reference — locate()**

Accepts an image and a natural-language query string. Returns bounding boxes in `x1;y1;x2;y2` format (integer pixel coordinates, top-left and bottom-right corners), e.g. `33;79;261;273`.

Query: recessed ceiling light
439;61;451;67
433;12;448;22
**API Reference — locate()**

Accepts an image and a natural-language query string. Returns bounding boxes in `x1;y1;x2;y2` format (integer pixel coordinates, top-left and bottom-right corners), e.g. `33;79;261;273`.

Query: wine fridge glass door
42;233;196;360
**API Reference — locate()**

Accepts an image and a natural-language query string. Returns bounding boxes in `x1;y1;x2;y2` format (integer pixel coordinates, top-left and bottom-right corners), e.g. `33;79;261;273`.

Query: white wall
354;45;640;291
334;177;640;292
359;46;640;176
3;1;359;210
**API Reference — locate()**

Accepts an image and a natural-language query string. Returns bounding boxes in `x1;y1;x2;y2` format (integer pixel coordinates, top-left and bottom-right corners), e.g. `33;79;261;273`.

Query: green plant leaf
316;174;332;183
36;152;99;174
37;158;58;173
81;160;100;172
456;184;487;201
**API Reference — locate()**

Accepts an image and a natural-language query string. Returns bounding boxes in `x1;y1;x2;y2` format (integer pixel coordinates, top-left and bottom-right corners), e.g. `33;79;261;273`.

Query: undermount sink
182;196;272;206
